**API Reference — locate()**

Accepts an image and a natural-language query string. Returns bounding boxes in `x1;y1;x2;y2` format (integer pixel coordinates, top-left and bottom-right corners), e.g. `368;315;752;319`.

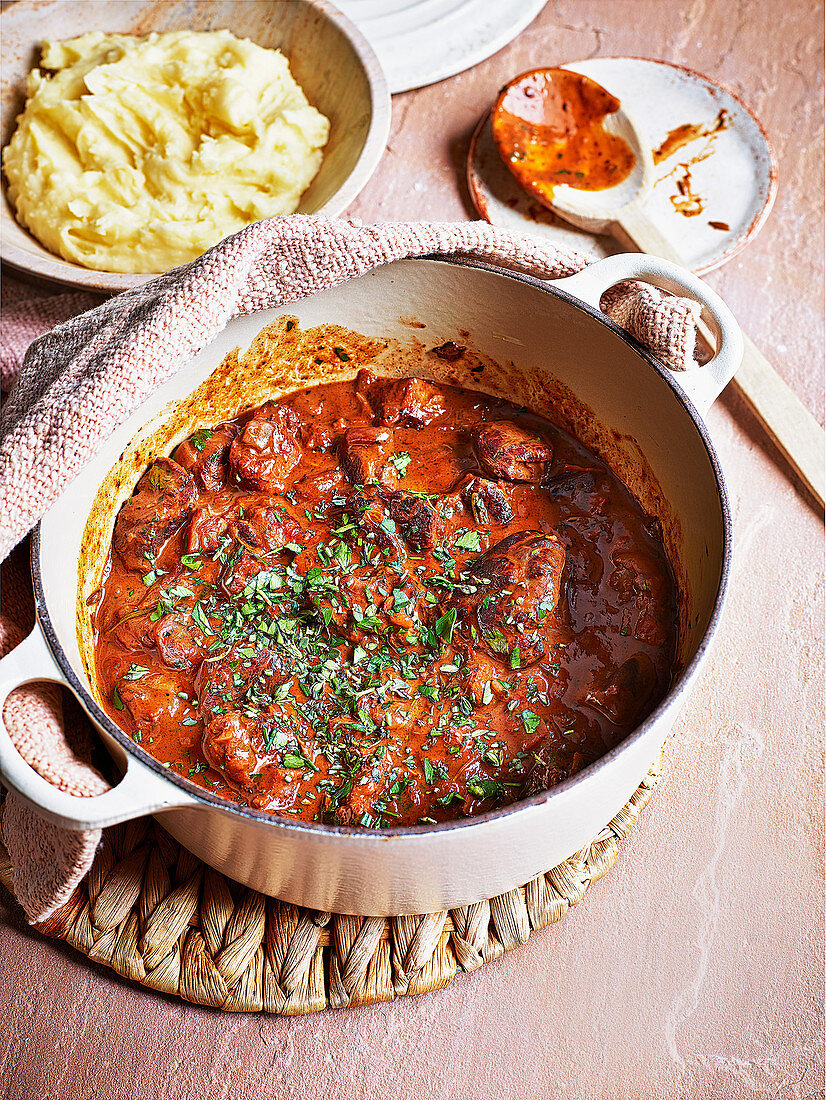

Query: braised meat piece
187;502;232;554
229;403;303;492
113;457;197;571
196;645;290;724
118;670;189;732
338;425;394;485
153;609;212;672
343;485;442;555
471;420;552;482
584;653;657;727
348;486;408;557
201;710;262;788
383;490;442;552
609;543;671;647
458;475;514;525
230;501;302;554
357;369;447;427
201;706;307;796
174;424;237;491
305;557;431;644
197;648;304;792
454;531;566;666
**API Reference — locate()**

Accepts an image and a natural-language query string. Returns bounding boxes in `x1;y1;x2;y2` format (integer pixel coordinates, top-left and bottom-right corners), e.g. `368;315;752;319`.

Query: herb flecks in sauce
94;370;677;828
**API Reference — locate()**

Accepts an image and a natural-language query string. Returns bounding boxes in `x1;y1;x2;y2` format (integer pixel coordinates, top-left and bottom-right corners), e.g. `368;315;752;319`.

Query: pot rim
31;255;732;839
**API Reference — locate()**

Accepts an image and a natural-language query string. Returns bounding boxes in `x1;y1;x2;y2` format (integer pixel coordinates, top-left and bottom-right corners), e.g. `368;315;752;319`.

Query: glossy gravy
92;372;677;828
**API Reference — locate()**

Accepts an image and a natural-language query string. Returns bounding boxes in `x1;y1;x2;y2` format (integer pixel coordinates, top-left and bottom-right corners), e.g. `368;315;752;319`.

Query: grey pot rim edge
28;254;733;841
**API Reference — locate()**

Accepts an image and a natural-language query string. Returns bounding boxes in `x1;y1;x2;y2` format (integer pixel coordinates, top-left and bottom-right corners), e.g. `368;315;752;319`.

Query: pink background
0;2;823;1098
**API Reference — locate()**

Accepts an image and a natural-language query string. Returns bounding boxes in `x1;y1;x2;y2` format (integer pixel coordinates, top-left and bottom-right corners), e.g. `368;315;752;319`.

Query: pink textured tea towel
0;216;701;922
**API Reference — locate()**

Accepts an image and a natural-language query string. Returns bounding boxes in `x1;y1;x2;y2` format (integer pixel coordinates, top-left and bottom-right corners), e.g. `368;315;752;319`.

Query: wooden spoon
493;68;825;508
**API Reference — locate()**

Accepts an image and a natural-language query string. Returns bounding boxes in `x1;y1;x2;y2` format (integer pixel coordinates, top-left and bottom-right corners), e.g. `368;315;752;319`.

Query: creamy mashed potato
2;30;330;273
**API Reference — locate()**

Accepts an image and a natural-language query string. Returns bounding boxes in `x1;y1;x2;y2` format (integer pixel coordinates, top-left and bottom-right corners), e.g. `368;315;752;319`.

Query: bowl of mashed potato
1;1;390;291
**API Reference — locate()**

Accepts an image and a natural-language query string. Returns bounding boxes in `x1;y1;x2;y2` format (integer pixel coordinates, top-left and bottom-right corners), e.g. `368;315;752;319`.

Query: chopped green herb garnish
191;602;213;636
435;607;457;643
521;710;541;735
123;664;148;681
390;452;411;478
453;529;482;552
190;428;213;452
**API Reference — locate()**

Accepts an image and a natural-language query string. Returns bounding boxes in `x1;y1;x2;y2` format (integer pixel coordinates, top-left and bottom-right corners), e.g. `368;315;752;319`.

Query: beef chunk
471;421;552;482
201;710;260;787
584;653;657;727
303;556;430;643
230;502;302;554
458;475;514;525
338;425;393;485
348;486;442;553
196;645;289;723
544;465;600;498
383;490;441;551
113;457;197;571
608;544;671;647
118;670;188;731
453;530;566;666
229;403;303;492
187;503;233;554
357;370;447;427
196;645;295;789
174;424;237;491
349;486;408;557
153;609;211;672
202;707;308;798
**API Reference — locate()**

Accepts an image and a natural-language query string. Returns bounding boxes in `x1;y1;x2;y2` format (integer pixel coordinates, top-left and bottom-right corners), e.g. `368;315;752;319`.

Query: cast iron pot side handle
0;624;200;830
554;254;744;416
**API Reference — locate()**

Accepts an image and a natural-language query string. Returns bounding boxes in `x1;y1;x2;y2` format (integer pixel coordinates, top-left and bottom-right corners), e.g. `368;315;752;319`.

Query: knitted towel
0;216;701;922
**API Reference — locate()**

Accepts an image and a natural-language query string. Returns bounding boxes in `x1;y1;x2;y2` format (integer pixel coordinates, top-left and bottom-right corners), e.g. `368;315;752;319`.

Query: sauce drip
492;68;636;204
652;109;729;165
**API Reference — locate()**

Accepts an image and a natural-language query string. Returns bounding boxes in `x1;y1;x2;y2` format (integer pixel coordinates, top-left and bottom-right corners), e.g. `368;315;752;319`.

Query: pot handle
554;254;744;416
0;625;200;830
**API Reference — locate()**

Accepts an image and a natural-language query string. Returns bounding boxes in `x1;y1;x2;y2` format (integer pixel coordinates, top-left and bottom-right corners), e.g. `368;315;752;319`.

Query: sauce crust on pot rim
89;338;678;829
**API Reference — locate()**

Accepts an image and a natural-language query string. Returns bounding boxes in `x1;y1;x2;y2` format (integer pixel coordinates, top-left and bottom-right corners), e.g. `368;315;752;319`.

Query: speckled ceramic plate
336;0;548;94
468;57;778;274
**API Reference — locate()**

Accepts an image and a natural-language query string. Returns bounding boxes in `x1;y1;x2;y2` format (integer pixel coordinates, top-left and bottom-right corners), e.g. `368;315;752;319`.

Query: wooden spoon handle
613;205;686;264
733;334;825;506
614;206;825;507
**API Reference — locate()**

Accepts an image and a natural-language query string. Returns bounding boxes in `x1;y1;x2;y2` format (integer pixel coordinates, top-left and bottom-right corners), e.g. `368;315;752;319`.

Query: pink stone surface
0;3;822;1098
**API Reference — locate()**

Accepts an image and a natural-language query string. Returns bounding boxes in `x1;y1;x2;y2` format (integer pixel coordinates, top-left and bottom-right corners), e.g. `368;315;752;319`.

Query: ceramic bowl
0;0;390;292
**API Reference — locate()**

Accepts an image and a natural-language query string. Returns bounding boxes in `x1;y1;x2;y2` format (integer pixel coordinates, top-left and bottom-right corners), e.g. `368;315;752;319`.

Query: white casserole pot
0;255;741;915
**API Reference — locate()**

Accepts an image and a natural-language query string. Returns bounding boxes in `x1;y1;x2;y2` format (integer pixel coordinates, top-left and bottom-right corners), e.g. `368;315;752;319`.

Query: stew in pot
92;370;677;827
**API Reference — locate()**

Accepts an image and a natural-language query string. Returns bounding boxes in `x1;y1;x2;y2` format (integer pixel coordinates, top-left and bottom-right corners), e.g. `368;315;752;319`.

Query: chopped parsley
122;664;149;681
389;452;412;478
453;529;482;552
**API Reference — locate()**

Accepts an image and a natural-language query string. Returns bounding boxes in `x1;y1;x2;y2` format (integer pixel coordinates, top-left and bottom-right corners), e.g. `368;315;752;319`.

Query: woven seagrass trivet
0;752;661;1013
